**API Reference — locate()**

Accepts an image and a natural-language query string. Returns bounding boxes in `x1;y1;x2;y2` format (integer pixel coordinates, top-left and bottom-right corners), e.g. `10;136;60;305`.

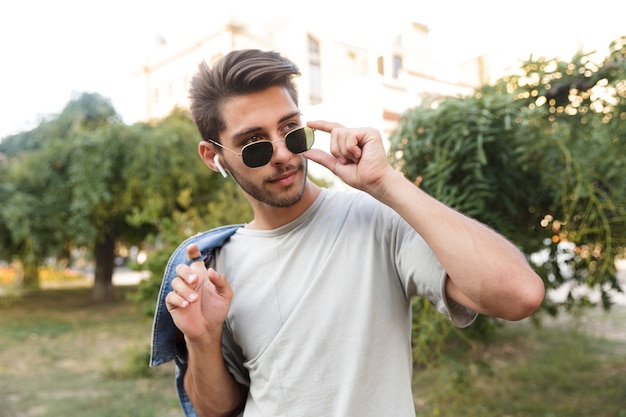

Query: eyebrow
231;111;302;140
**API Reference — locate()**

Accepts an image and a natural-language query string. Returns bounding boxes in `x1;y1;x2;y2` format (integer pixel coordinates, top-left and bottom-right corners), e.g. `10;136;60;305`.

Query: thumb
304;148;340;174
207;268;233;298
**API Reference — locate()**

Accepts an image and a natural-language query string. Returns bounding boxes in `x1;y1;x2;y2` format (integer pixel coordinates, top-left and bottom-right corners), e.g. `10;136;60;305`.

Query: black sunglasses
209;126;315;168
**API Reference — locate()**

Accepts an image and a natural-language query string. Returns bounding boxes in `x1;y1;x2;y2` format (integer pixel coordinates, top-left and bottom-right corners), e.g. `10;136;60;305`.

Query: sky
1;0;624;139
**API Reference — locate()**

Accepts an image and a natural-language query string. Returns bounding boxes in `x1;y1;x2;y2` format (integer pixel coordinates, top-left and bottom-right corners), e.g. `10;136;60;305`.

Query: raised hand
165;244;233;343
303;120;397;197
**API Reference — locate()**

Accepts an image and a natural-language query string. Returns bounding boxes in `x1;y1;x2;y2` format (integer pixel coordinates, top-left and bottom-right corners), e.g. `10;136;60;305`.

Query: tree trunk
21;261;40;290
92;233;116;303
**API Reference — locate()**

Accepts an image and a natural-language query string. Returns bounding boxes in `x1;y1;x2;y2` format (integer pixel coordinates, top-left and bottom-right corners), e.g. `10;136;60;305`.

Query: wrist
368;168;408;204
185;327;223;350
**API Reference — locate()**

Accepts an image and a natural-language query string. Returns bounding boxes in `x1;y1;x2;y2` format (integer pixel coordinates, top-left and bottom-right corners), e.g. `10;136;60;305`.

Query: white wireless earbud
214;154;228;178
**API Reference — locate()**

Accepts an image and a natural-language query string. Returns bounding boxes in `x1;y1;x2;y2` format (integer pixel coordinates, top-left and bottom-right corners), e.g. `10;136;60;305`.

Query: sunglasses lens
242;141;274;168
286;127;315;154
239;128;315;168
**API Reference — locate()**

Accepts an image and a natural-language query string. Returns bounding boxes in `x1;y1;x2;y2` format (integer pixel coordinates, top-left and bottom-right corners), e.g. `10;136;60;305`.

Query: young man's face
216;86;308;208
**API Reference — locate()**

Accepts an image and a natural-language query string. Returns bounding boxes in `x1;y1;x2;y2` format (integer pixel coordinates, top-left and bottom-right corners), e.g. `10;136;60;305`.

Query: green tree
0;91;120;158
494;36;626;311
390;37;626;319
67;122;146;301
66;107;228;302
0;140;74;288
0;92;113;288
0;95;230;302
130;178;254;316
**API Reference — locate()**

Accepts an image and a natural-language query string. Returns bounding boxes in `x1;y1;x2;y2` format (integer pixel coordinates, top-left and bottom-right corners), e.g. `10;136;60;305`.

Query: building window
308;35;322;105
392;54;403;79
377;56;384;75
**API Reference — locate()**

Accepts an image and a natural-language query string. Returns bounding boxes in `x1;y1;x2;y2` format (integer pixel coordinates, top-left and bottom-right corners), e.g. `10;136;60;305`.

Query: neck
246;181;321;230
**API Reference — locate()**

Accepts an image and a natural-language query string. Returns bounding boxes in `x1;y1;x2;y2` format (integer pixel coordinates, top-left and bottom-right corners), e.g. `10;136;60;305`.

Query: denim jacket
150;224;243;417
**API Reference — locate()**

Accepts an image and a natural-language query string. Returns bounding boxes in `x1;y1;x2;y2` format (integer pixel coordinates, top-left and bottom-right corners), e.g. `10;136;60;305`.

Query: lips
269;170;297;185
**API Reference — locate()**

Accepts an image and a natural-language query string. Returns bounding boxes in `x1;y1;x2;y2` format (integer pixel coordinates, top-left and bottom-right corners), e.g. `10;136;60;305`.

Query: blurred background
1;1;625;416
1;0;624;138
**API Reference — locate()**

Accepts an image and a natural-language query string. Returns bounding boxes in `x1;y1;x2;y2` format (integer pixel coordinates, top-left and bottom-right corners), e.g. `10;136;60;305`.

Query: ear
198;141;227;177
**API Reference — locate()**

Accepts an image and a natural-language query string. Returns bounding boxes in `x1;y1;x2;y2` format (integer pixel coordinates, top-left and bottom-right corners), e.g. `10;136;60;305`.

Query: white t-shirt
214;188;476;417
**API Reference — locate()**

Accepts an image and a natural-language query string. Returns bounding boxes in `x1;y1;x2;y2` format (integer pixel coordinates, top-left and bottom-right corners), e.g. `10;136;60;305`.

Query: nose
270;137;292;164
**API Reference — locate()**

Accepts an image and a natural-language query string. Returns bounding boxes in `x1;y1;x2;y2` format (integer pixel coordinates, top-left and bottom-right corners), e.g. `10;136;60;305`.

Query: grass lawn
1;287;625;416
0;287;180;417
413;306;626;417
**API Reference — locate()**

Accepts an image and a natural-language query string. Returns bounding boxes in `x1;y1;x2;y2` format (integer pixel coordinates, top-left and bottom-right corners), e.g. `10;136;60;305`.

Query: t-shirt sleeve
393;213;478;328
435;268;478;328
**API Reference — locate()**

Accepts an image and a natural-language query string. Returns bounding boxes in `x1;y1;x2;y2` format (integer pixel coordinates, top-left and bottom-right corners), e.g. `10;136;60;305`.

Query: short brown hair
189;49;301;144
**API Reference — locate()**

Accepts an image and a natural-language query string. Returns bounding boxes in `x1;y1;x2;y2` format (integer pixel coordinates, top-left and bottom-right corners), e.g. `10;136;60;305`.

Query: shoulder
325;189;398;218
323;188;381;209
170;224;244;263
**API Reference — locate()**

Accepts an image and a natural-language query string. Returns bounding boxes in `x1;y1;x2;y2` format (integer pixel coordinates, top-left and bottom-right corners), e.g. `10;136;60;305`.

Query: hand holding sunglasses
209;126;315;168
300;120;394;194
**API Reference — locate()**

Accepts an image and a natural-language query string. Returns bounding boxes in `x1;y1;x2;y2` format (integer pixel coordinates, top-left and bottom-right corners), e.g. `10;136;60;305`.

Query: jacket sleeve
149;224;242;416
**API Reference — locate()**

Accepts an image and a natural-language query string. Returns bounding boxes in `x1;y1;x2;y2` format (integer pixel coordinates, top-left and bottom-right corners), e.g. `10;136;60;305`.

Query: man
150;49;545;417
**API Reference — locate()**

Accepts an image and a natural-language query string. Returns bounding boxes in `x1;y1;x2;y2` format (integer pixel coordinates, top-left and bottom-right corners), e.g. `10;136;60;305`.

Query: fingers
307;120;344;133
303;148;339;173
172;256;203;309
307;119;355;163
307;120;365;164
166;276;198;309
175;243;206;289
175;262;198;286
186;243;204;265
167;244;205;310
331;128;362;164
168;262;231;311
207;268;233;299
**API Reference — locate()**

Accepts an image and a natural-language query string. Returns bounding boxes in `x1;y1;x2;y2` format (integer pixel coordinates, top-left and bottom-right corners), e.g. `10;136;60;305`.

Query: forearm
184;334;246;417
373;170;544;320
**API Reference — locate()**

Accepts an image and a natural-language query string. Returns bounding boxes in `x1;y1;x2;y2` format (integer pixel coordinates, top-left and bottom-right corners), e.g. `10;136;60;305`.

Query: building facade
137;17;480;141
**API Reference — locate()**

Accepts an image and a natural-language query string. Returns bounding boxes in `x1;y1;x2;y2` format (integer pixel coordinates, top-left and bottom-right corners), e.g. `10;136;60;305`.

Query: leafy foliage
391;37;626;324
0;129;78;287
0;92;118;157
494;36;626;312
130;177;254;316
0;97;234;301
391;92;545;249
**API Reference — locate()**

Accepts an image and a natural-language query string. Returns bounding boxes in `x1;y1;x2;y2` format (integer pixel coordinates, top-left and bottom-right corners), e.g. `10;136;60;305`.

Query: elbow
505;272;545;321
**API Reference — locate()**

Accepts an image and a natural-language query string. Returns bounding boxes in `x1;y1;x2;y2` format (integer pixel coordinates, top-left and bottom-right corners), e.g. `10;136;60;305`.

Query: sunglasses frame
208;126;315;168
